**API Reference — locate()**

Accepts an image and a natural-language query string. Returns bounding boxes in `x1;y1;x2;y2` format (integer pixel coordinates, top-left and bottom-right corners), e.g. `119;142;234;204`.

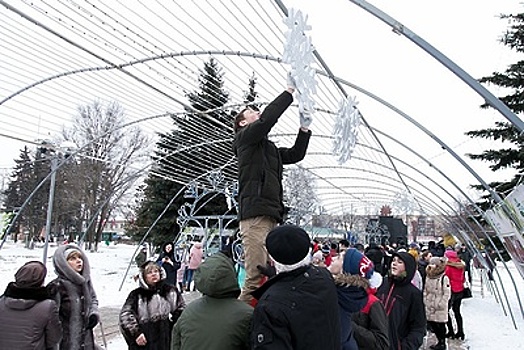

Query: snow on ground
0;241;523;349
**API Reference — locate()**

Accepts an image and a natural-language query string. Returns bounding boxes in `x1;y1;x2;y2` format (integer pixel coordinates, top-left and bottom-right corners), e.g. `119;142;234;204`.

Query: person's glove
287;71;297;90
299;110;313;129
87;314;99;330
257;264;276;278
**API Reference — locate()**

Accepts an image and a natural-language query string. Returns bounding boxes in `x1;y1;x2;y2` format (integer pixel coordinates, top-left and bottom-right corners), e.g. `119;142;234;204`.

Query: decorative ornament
282;8;317;115
332;96;361;164
394;190;415;214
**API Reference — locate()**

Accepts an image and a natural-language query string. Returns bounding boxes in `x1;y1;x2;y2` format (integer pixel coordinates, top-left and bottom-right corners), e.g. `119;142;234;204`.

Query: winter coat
233;91;311;223
157;242;180;286
188;242;203;270
424;263;451;323
351;292;390;350
445;252;465;293
377;252;426;350
0;283;62;350
49;244;99;350
251;265;340;350
171;252;253;350
332;273;371;350
119;267;185;350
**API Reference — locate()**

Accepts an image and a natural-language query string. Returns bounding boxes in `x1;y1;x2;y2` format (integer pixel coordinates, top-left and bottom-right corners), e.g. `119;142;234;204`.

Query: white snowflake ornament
332;96;361;164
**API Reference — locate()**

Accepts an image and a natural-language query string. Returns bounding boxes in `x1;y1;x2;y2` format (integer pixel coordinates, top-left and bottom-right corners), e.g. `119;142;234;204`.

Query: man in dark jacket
251;225;340;349
233;75;312;304
0;261;62;350
377;252;426;350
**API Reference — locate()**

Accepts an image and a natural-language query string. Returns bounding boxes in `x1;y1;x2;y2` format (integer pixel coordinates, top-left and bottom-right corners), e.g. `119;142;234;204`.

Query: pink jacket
188;242;204;270
444;250;465;293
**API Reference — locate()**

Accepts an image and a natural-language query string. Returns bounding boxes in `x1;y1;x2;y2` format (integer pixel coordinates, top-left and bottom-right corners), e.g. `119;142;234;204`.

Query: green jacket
171;252;253;350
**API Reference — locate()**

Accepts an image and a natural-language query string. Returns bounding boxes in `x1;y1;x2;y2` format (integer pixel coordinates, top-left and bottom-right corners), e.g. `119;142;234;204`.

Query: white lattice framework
0;0;500;221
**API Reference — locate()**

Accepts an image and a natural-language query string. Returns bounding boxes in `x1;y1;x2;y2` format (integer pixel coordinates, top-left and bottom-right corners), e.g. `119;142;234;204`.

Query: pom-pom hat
266;225;311;265
343;248;374;279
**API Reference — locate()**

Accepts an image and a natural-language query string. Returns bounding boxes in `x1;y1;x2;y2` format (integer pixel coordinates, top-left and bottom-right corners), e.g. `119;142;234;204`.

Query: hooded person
329;248;389;350
0;261;62;350
424;257;451;350
376;251;426;350
48;244;99;350
156;241;180;287
119;260;185;350
171;252;253;350
250;224;340;350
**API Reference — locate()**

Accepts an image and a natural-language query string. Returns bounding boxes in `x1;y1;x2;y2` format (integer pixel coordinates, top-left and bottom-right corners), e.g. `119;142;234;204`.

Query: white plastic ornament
332;96;361;164
282;8;317;118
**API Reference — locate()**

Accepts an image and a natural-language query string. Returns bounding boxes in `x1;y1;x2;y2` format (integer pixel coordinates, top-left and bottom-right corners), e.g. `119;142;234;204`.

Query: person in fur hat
119;260;185;349
330;248;389;350
376;251;426;350
0;261;62;349
424;256;451;350
48;244;99;350
251;225;340;349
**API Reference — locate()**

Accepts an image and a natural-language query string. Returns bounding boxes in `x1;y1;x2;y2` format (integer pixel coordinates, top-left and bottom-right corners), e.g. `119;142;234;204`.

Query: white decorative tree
283;167;319;226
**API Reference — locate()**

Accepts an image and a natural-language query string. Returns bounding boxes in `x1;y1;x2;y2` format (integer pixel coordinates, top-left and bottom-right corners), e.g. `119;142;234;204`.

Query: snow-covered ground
0;241;523;349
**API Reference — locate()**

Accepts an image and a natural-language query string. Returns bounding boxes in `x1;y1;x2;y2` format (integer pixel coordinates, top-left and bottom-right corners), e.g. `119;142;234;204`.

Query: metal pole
43;157;57;263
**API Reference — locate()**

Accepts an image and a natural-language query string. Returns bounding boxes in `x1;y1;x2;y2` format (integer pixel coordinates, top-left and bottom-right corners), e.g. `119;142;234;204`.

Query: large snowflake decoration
332;96;361;164
282;8;317;114
393;190;415;214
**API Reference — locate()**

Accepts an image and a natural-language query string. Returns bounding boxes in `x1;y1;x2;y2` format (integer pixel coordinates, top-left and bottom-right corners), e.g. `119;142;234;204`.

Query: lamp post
42;157;57;263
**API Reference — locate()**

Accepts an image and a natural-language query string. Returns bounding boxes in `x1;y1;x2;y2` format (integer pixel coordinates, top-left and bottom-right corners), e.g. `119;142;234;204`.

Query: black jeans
447;292;463;334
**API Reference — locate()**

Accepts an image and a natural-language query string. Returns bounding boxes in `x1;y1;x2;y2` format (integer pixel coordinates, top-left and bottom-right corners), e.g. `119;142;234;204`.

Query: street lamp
42;141;76;263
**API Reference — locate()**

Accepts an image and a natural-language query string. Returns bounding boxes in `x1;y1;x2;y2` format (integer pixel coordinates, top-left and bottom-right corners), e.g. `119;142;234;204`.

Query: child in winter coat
49;244;100;350
119;261;185;349
424;257;451;350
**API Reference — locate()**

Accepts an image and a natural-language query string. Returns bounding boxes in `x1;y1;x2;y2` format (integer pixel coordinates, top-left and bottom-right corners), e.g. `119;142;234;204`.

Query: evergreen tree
466;11;524;211
129;58;235;249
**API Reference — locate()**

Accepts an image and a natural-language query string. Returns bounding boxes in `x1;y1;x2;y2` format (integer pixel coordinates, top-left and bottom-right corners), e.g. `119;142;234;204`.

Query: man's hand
299;110;313;129
86;314;99;330
287;71;296;92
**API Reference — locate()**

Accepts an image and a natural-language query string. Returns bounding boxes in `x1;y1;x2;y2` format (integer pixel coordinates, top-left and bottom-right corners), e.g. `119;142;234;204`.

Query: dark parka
251;265;341;350
171;252;253;350
49;244;99;350
233;91;311;222
0;283;62;350
376;252;426;350
119;262;185;350
332;273;370;350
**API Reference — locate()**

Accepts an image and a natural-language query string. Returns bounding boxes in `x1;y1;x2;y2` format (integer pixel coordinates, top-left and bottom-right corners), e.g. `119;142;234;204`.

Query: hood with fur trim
52;244;91;285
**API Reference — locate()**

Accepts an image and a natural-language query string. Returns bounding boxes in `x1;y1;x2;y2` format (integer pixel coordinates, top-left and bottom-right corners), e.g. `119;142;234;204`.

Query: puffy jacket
233;91;311;222
424;264;451;323
0;283;62;350
171;252;253;350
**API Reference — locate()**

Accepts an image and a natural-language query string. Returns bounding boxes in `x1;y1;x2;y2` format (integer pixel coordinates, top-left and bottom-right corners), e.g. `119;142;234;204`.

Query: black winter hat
14;261;47;288
266;225;311;265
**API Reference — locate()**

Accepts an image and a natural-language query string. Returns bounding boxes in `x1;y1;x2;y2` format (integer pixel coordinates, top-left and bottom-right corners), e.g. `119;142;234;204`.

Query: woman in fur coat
49;244;100;350
119;261;185;349
424;257;451;350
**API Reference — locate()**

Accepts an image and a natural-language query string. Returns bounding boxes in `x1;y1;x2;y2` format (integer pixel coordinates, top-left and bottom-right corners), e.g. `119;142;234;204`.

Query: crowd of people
0;78;476;350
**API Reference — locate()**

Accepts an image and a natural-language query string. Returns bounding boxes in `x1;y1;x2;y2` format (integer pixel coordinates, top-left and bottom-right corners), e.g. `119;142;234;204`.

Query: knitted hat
343;248;374;279
429;256;447;267
14;261;47;288
266;225;311;265
444;250;458;259
63;247;82;260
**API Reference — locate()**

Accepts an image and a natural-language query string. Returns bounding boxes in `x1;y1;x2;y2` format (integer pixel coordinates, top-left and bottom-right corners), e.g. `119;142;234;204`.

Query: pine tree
129;58;235;248
466;11;524;211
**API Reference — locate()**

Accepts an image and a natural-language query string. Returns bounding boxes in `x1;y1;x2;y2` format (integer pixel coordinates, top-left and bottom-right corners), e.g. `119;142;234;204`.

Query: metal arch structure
1;0;524;323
